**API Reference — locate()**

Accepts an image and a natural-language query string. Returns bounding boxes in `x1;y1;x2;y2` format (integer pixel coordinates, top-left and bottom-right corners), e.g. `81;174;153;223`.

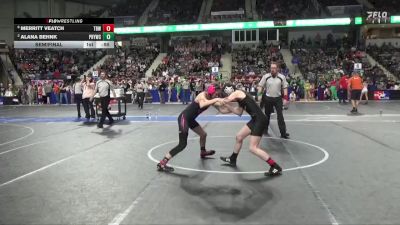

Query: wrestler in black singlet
169;101;208;157
237;90;268;136
178;101;208;134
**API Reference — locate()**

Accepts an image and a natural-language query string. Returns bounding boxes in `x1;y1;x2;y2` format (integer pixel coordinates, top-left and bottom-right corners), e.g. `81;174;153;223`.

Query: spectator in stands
304;80;311;101
367;43;400;79
257;0;318;20
44;81;52;104
53;82;60;104
33;85;38;104
27;82;34;105
289;90;297;102
147;0;201;25
109;0;149;19
12;49;105;81
181;78;190;104
330;78;338;101
394;82;400;90
190;79;196;102
101;46;158;81
232;44;283;78
59;82;68;105
37;84;44;104
0;83;5;96
195;79;203;96
159;79;167;104
4;83;14;97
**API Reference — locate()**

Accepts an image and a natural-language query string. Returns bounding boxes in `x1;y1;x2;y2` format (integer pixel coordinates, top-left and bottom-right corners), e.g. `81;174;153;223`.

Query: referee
93;71;115;128
135;80;145;110
258;62;289;139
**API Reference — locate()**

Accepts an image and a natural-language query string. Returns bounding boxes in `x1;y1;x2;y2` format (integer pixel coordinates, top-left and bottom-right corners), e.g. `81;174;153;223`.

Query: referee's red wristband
283;95;288;100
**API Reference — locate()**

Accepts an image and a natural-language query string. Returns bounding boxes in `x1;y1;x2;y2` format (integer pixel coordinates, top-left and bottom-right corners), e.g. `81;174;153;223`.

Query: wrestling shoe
265;163;282;176
200;150;216;158
280;133;290;139
157;160;174;172
220;156;236;167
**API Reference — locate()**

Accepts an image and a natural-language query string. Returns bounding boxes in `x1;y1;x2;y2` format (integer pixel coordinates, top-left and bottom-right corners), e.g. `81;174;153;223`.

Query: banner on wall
374;90;390;100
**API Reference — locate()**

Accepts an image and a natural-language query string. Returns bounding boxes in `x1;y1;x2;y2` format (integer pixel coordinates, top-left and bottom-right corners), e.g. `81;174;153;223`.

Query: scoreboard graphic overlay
14;18;114;49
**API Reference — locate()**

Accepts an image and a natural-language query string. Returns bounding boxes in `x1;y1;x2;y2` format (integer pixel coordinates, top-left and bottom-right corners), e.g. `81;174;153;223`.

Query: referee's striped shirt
258;73;288;97
95;79;113;97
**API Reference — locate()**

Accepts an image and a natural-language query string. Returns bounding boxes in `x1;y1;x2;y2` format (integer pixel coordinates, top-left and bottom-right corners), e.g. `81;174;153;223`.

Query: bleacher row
3;0;400;103
2;34;399;104
78;0;400;23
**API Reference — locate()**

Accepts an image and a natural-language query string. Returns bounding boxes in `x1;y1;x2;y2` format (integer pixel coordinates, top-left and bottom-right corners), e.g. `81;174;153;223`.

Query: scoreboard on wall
14;18;114;49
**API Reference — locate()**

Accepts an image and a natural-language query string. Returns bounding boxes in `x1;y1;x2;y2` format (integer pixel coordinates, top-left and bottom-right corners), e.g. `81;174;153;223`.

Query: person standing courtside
82;75;96;120
92;71;115;128
159;79;167;104
258;62;289;139
190;78;196;102
181;78;190;105
72;78;83;119
348;71;363;114
339;73;349;104
135;80;145;109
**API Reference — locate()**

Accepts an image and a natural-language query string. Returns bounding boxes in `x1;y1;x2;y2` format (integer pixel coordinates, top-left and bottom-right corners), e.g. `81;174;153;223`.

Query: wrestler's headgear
207;84;216;96
223;83;235;96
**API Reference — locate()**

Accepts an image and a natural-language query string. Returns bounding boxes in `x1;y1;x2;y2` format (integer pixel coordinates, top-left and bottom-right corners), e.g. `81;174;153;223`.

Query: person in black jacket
159;80;167;104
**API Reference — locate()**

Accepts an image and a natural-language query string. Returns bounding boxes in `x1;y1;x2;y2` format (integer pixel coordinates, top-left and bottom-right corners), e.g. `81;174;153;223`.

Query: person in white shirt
258;62;289;139
360;80;369;104
82;75;96;120
72;78;83;118
92;72;115;128
289;90;297;102
135;81;145;109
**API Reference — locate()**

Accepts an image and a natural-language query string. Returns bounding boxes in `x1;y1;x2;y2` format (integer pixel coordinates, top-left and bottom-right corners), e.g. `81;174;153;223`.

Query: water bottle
379;109;383;116
149;112;152;120
146;112;149;119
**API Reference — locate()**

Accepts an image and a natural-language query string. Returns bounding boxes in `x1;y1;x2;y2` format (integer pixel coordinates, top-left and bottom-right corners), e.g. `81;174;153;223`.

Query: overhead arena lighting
391;16;400;23
114;18;352;34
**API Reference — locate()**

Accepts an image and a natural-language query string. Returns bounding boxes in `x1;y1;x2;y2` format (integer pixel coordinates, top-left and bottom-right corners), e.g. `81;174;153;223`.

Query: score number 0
102;24;114;32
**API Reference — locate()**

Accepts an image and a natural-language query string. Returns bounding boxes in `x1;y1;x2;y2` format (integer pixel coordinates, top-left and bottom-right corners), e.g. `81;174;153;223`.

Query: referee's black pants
136;92;145;109
99;96;113;126
263;96;287;136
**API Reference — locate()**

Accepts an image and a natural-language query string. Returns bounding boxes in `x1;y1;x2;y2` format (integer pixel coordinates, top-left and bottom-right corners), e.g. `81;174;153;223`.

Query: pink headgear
207;85;216;95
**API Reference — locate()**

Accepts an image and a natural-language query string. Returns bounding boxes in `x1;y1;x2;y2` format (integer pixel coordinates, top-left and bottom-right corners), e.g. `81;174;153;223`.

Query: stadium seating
367;43;400;79
12;49;106;80
370;0;400;13
317;0;359;6
108;0;150;26
289;35;386;83
256;0;319;20
209;0;246;22
232;44;286;78
153;38;223;78
100;45;159;80
147;0;202;25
